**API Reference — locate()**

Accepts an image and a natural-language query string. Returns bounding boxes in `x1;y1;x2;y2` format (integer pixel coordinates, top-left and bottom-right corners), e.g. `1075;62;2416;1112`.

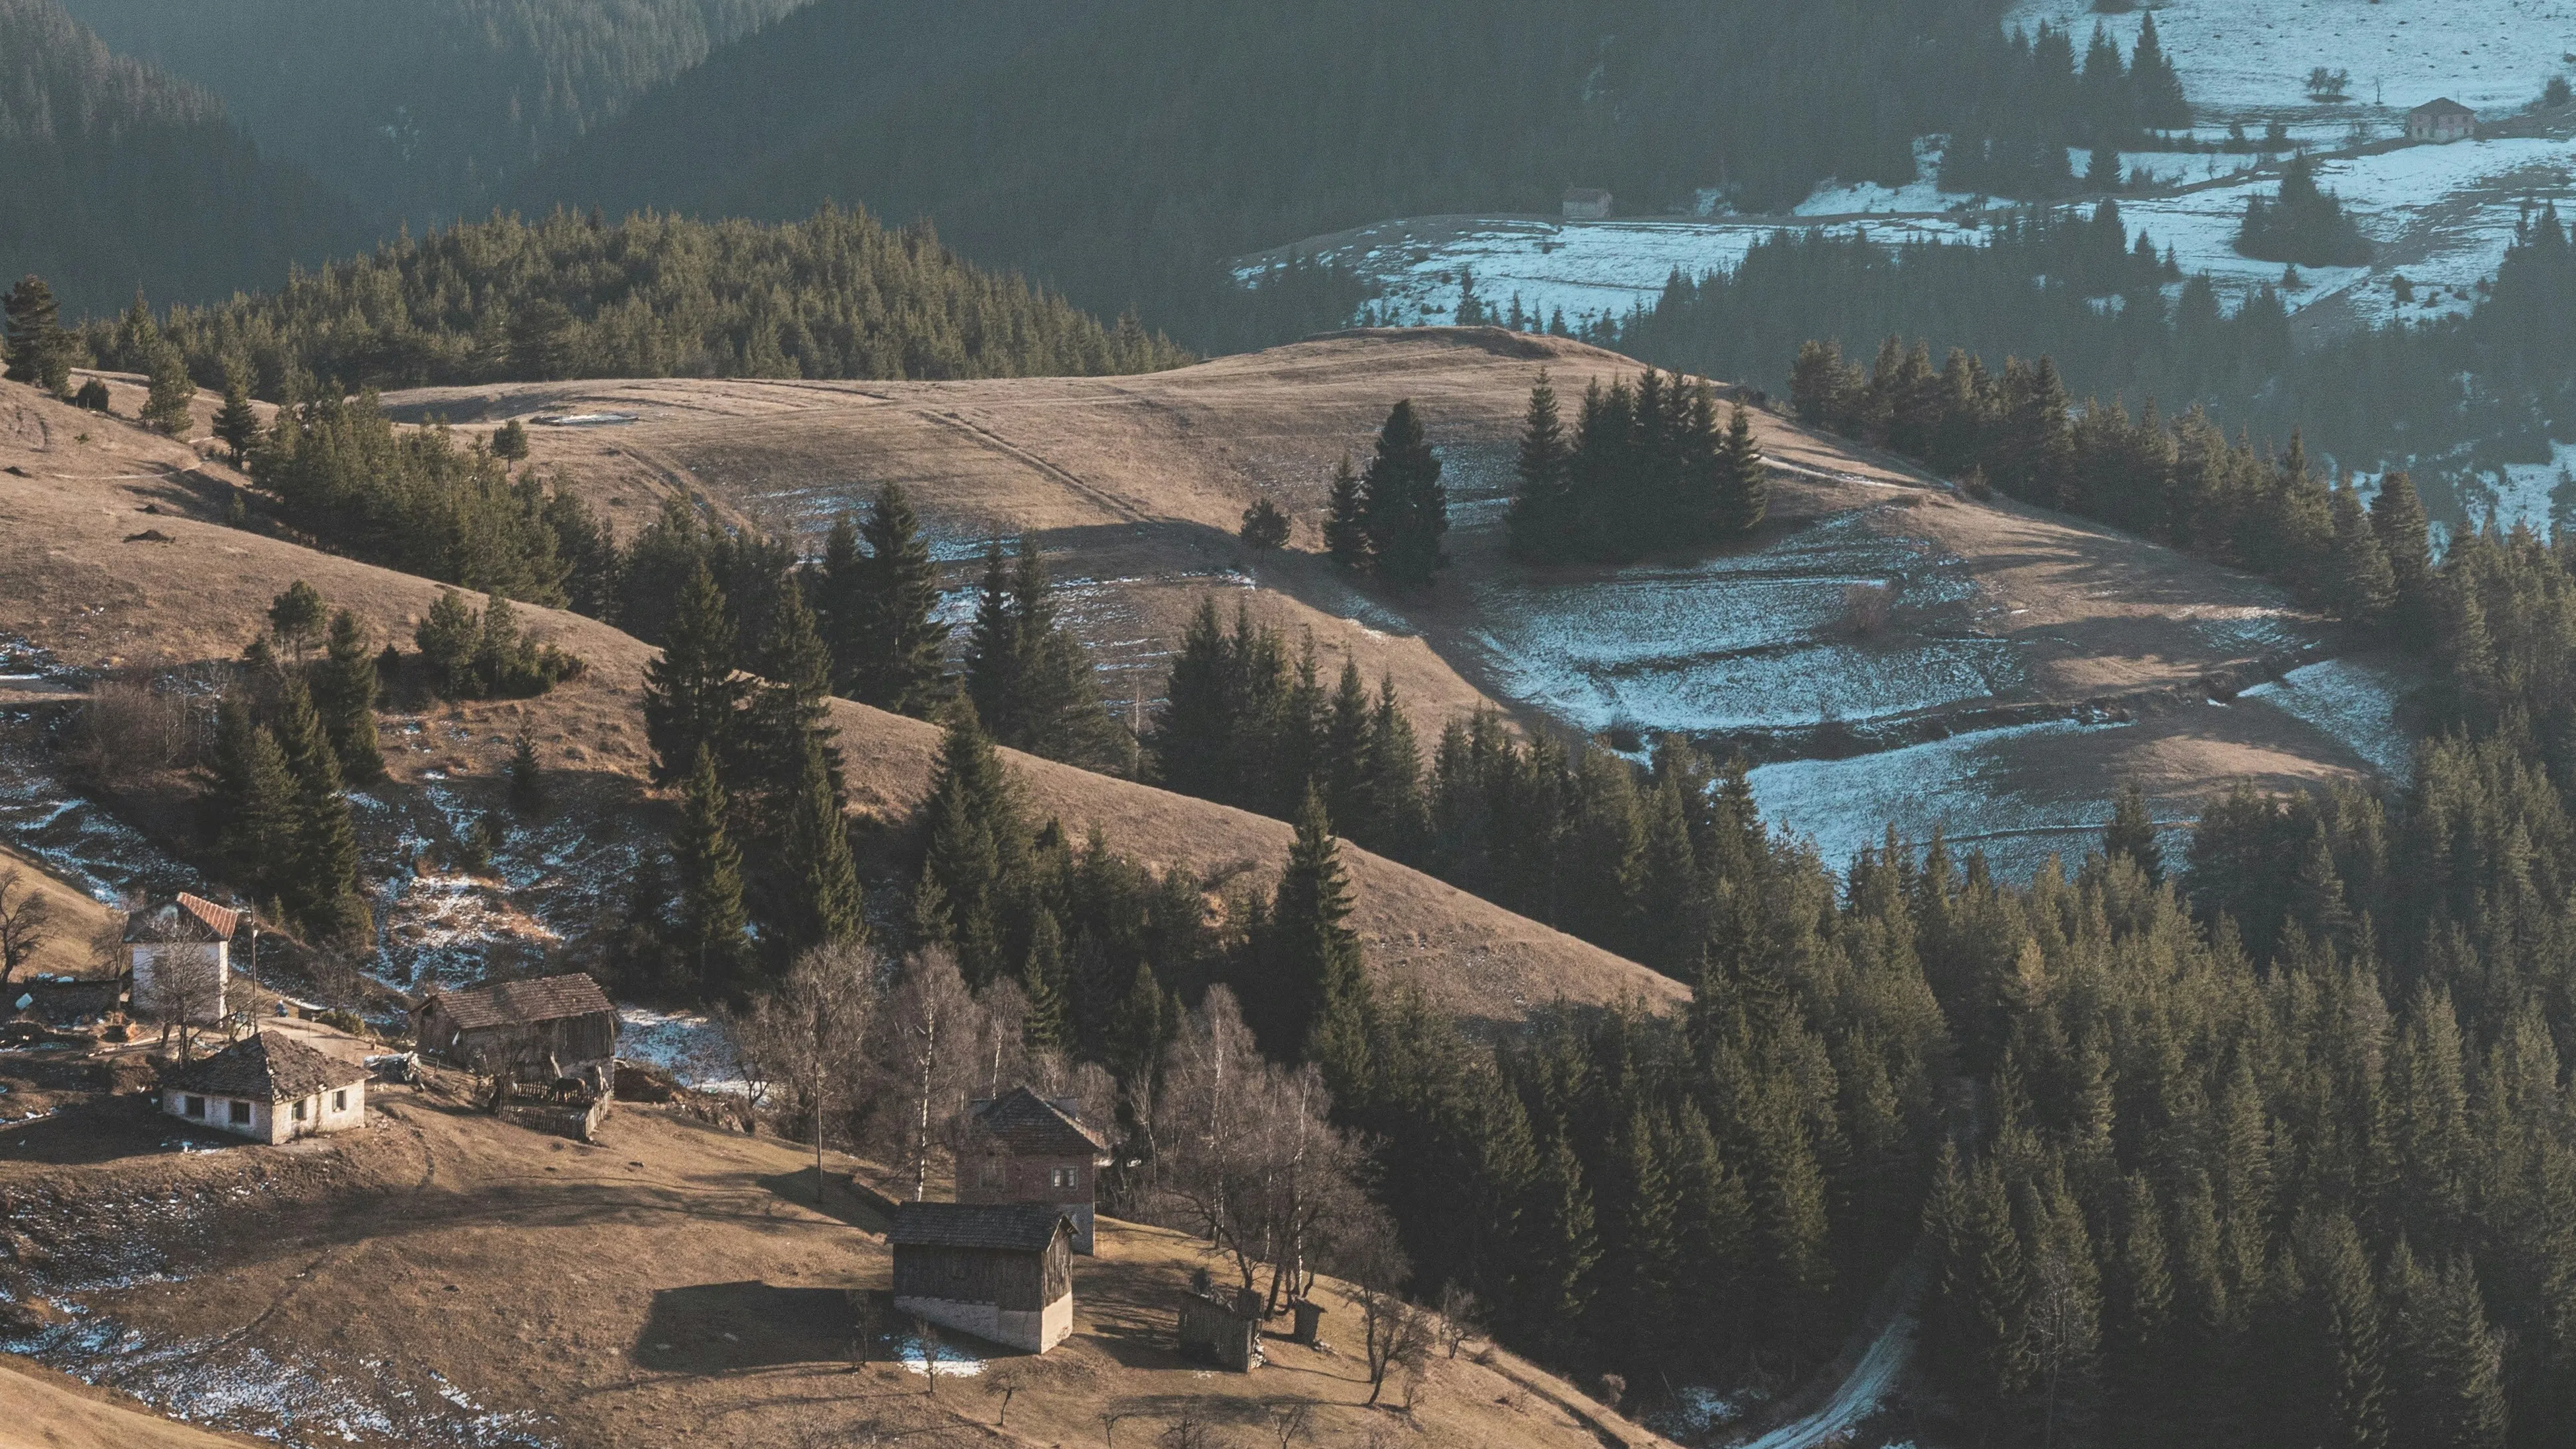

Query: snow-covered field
1748;720;2126;879
1467;512;2009;739
2006;0;2576;120
2235;655;2415;776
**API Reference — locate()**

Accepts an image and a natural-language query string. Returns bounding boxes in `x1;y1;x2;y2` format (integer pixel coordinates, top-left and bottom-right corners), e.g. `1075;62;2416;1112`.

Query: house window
293;1098;308;1122
980;1157;1003;1186
948;1257;968;1281
183;1096;204;1119
1051;1166;1079;1192
229;1100;251;1125
334;1090;347;1111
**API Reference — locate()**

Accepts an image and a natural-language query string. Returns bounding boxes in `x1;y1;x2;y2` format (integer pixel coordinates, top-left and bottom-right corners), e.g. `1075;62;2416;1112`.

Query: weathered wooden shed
888;1202;1075;1353
411;973;616;1076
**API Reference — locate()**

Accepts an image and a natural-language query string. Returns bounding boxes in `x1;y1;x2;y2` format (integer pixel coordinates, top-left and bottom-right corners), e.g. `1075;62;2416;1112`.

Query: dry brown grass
0;1351;275;1449
0;371;1679;1022
0;846;122;981
0;1084;1673;1449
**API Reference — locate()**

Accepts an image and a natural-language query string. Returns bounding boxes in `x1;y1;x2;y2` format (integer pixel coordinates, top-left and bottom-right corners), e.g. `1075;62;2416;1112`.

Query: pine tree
1238;496;1292;550
773;732;863;955
1150;599;1238;803
2326;480;2396;623
1324;658;1372;836
2306;1212;2390;1449
273;676;369;943
641;560;745;786
740;573;836;801
1713;402;1768;535
1361;675;1426;858
267;580;328;661
919;700;1025;986
142;340;196;438
2388;1248;2508;1449
672;745;751;991
2130;11;2190;128
211;699;296;901
1360;400;1449;589
1268;786;1368;1077
1324;454;1370;573
1019;912;1071;1052
213;369;260;464
1526;1123;1601;1343
963;541;1023;738
1505;371;1573;562
2;276;71;395
1005;538;1128;771
491;418;530;464
2105;780;2162;884
841;483;950;715
310;609;384;784
507;729;545;814
2369;471;2435;644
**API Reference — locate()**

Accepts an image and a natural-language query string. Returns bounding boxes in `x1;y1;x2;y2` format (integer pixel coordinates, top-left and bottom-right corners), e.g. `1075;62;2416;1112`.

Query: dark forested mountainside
98;208;1189;394
0;0;362;316
53;0;813;227
1612;202;2576;527
524;0;2049;351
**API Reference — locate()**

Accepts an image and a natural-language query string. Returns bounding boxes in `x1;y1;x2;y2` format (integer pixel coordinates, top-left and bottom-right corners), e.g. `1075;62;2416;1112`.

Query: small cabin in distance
1561;186;1613;221
2408;98;2476;143
161;1032;367;1143
888;1202;1075;1353
413;973;617;1078
125;893;236;1027
957;1086;1112;1254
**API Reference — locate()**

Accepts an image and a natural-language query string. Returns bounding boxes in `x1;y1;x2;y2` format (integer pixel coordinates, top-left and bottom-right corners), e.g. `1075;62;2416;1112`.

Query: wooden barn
888;1202;1075;1353
957;1086;1112;1253
411;973;617;1077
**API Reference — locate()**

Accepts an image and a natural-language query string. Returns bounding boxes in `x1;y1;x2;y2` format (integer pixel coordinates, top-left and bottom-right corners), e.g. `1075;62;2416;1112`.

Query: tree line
1941;16;2192;200
1504;367;1768;564
80;207;1190;397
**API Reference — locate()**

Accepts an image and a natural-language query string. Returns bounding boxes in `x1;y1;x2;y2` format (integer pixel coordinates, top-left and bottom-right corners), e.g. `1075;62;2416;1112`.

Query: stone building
124;893;237;1026
2408;98;2476;143
161;1032;366;1143
957;1086;1112;1253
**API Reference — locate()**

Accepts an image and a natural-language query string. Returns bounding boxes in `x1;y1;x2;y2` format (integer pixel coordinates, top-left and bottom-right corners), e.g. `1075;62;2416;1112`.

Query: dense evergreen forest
54;0;811;227
89;209;1189;394
524;0;2102;351
1613;200;2576;527
0;0;363;316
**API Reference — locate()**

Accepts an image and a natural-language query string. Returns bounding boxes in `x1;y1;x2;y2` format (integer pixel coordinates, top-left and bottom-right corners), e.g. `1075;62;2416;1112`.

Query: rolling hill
381;327;2411;876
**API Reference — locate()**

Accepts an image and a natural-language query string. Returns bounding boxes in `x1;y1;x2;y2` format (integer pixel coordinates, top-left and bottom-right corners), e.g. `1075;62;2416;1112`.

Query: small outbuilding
888;1202;1075;1353
124;893;237;1026
412;973;617;1078
1561;186;1614;221
161;1031;367;1143
957;1086;1113;1253
2409;98;2476;143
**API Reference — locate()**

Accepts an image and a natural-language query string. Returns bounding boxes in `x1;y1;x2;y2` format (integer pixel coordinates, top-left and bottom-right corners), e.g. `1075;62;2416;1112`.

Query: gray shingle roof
888;1201;1069;1253
969;1086;1108;1156
419;973;614;1031
161;1033;365;1102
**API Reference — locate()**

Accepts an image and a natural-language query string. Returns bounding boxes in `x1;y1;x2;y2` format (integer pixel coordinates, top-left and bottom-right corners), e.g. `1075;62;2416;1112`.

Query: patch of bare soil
0;1085;1669;1449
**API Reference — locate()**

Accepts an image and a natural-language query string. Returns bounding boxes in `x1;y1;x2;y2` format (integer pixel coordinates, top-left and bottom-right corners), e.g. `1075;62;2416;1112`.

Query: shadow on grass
633;1281;867;1373
754;1167;891;1233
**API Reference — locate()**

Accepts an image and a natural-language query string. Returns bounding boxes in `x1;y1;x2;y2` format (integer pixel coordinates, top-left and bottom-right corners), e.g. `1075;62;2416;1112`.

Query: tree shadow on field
754;1167;892;1233
634;1281;866;1372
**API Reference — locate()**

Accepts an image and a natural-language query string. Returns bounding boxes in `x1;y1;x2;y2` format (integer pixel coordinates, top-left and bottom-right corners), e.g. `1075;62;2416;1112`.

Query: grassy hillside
0;0;363;316
0;368;1676;1025
0;1078;1671;1448
53;0;815;227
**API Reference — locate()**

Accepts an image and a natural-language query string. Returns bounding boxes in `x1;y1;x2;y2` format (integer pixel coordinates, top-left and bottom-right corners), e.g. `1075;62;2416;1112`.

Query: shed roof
123;893;240;944
969;1086;1109;1156
161;1032;365;1102
887;1202;1069;1253
2412;97;2476;118
419;973;615;1031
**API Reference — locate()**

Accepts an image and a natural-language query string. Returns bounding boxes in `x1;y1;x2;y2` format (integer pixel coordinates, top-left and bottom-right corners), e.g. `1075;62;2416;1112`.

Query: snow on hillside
2005;0;2576;119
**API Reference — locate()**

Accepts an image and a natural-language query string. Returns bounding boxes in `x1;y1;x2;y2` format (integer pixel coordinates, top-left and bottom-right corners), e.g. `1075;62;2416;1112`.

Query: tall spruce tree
1713;402;1769;535
2326;480;2397;623
2;276;71;395
211;698;296;904
1266;786;1367;1073
773;732;863;956
839;483;950;715
310;609;385;785
2104;781;2162;884
641;560;745;785
1359;399;1448;589
1324;454;1370;573
2369;470;2435;644
672;745;751;991
963;541;1024;737
142;339;196;438
273;676;369;943
740;574;836;801
919;700;1026;986
213;368;260;464
1505;371;1574;560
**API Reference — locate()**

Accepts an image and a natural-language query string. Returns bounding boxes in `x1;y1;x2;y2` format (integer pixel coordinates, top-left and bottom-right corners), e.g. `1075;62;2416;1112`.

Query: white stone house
160;1032;367;1143
125;893;238;1026
2408;98;2476;143
1562;186;1613;221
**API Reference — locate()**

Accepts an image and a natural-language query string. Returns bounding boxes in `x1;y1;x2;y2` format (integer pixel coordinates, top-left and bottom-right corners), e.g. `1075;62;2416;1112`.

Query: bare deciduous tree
871;948;983;1201
125;901;227;1060
1434;1282;1484;1359
0;867;52;991
1328;1203;1431;1407
729;939;879;1203
1264;1399;1312;1448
